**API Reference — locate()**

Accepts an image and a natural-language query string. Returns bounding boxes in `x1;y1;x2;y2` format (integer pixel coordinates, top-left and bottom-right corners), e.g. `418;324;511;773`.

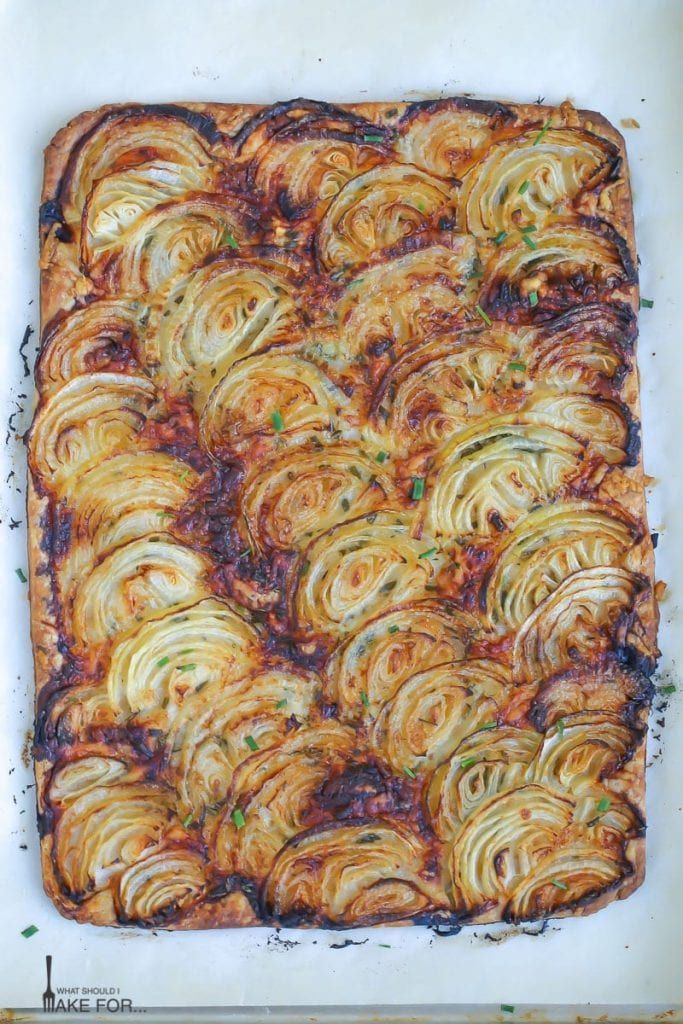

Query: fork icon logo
42;954;56;1012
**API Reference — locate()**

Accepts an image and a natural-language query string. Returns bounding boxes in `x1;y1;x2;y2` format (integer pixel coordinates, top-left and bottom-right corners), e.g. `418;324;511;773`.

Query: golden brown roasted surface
29;96;659;931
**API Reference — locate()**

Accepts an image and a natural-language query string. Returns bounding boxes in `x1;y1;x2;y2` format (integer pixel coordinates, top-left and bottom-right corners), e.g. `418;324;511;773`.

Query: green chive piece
640;297;654;309
403;766;417;779
156;511;174;519
508;361;527;372
520;224;537;233
529;291;539;307
375;451;388;463
222;230;239;250
341;497;351;512
418;546;438;559
411;477;425;500
475;304;492;326
388;625;400;634
460;757;478;769
501;1008;515;1016
239;547;252;559
551;879;568;891
534;119;552;145
245;735;259;751
300;559;310;576
522;234;538;250
271;410;284;432
276;698;288;709
363;133;384;143
15;568;27;583
156;656;170;668
557;718;565;737
231;808;246;829
659;683;676;696
493;231;508;245
378;943;392;948
480;721;497;731
182;813;193;828
178;663;197;673
179;468;191;482
360;691;370;709
597;797;611;813
518;180;530;194
21;925;38;939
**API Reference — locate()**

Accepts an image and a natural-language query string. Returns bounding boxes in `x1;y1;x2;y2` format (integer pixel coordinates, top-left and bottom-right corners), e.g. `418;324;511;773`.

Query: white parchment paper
0;0;681;1012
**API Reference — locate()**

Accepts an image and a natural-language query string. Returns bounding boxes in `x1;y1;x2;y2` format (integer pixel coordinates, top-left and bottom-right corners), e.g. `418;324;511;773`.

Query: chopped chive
597;797;611;813
388;624;400;634
177;663;197;673
556;718;565;737
418;546;438;559
179;468;191;482
518;180;530;195
534;119;552;145
178;648;194;655
245;735;259;751
363;133;384;143
182;813;193;828
378;943;392;948
501;1008;515;1016
341;497;351;512
640;297;654;309
403;766;417;779
475;304;492;326
375;450;388;463
411;477;425;500
271;410;284;432
551;879;568;891
522;234;538;250
417;202;426;213
21;925;38;939
658;683;676;696
276;698;288;709
222;230;239;250
520;224;537;234
231;808;246;829
528;291;539;307
493;231;508;245
360;691;370;709
156;511;174;519
238;547;252;559
380;580;397;594
508;361;527;372
479;721;497;731
15;568;27;583
156;656;170;668
349;465;363;479
300;559;310;576
460;756;478;769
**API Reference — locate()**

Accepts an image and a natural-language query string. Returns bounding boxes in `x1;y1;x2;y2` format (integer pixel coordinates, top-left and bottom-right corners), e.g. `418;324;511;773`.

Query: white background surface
0;0;681;1013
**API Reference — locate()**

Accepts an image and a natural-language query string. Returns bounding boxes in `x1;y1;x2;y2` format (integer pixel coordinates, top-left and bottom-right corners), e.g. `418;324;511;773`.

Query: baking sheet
1;0;682;1016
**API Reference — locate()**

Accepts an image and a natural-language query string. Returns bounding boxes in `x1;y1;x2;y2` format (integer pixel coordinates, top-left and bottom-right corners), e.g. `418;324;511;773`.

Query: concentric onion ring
513;567;646;683
524;393;630;465
37;300;141;394
48;756;129;806
106;598;260;728
371;658;509;772
337;240;477;358
483;501;639;631
263;821;440;925
532;711;637;794
459;128;618;238
396;99;510;177
199;350;346;458
28;373;156;495
294;511;445;637
116;847;207;924
144;252;302;404
214;722;355;877
88;193;258;296
316;164;456;272
242;443;394;552
427;727;542;839
426;416;586;540
166;668;319;818
373;330;514;451
529;663;653;731
69;534;210;651
56;451;198;600
326;601;475;717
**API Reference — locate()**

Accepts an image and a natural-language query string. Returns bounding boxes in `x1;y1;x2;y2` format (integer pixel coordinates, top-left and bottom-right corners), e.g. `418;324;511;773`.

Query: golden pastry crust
30;96;658;930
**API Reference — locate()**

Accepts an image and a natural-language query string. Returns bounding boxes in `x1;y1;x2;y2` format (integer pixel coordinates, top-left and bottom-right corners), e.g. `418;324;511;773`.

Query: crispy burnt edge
30;97;658;929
